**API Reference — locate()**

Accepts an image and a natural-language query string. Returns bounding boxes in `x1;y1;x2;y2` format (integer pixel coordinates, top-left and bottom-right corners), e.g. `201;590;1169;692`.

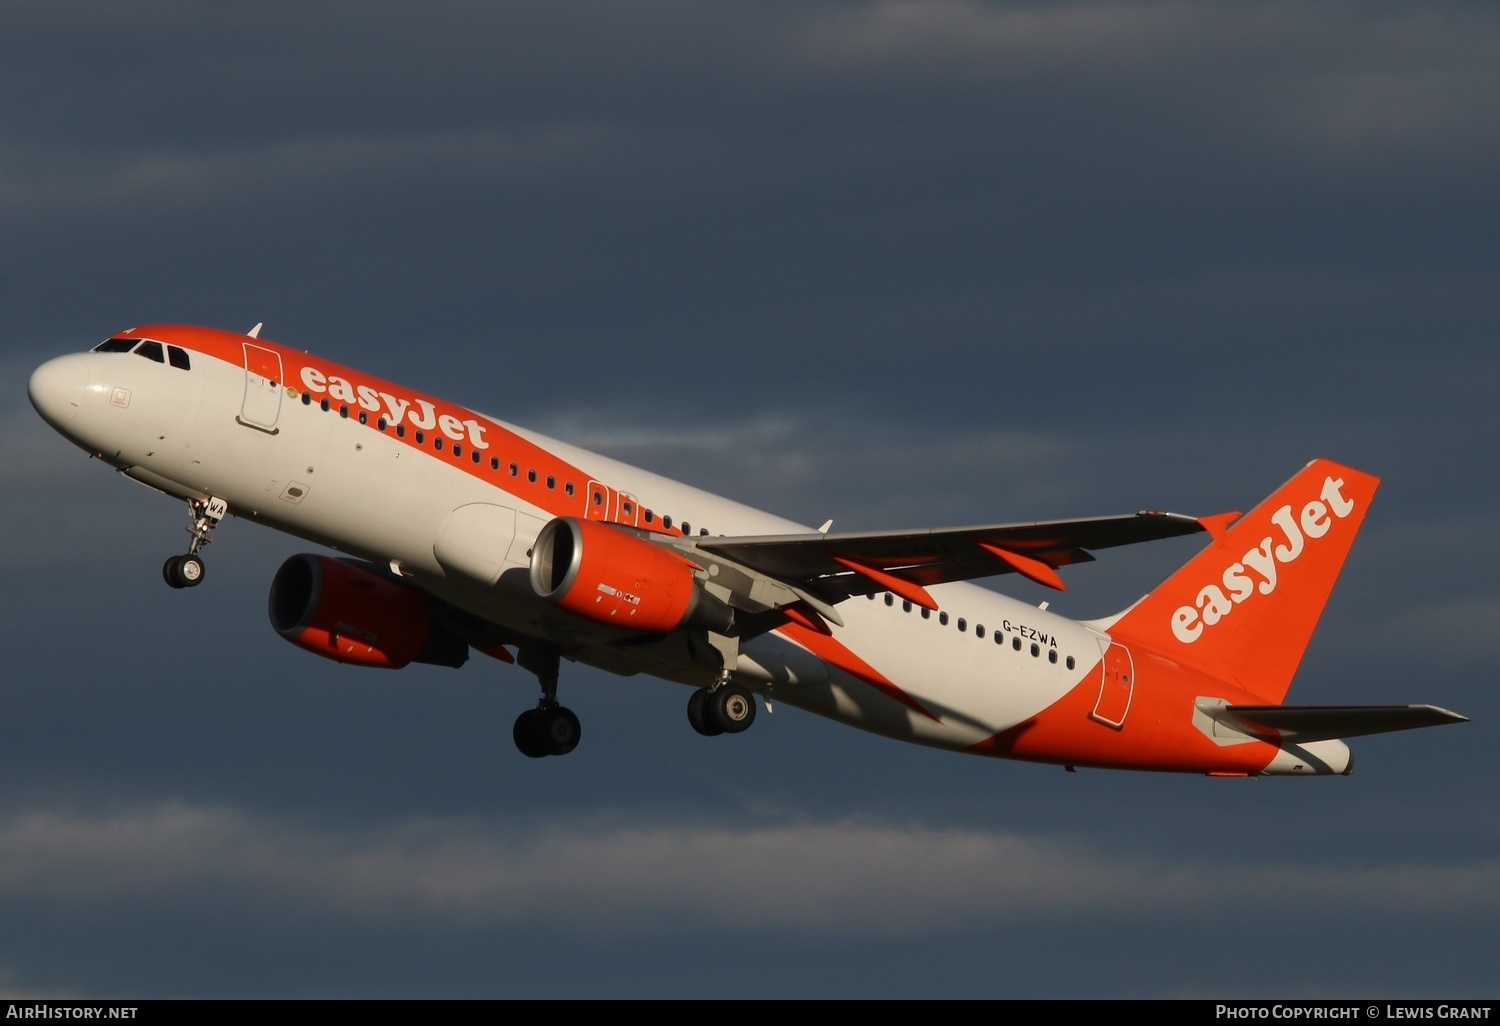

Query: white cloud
1;803;1495;938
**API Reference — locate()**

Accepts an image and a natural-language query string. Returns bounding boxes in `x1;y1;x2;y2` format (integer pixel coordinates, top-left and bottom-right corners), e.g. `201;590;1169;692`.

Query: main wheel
537;706;581;756
512;709;550;758
687;688;723;737
710;685;757;734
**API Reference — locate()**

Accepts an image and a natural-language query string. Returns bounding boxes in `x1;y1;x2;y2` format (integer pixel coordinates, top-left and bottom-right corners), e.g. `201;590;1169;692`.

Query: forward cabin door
239;342;284;433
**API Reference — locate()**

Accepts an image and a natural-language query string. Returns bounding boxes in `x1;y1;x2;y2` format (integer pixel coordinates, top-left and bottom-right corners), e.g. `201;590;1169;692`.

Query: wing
694;510;1211;614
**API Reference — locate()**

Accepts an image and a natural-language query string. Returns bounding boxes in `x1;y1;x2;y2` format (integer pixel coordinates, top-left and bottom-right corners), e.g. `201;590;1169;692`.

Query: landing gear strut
513;642;582;758
163;496;227;590
687;683;757;736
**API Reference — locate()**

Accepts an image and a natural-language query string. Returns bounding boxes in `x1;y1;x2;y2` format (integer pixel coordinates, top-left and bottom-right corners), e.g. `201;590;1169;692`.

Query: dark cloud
1;0;1496;997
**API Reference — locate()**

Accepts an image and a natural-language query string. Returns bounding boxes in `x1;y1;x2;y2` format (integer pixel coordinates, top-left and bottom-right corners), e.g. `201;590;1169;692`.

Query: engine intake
530;517;732;634
269;554;468;669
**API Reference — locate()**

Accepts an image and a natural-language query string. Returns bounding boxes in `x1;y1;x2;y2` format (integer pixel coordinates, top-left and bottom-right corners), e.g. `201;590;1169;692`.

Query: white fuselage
34;336;1107;756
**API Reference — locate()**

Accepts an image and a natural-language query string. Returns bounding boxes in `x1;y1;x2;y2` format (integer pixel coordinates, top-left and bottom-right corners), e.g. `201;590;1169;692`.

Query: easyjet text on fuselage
298;365;491;450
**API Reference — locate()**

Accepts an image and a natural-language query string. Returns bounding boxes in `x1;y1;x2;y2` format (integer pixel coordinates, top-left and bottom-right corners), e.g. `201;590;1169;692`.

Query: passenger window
135;341;165;363
902;600;911;613
358;411;368;425
884;594;893;606
621;501;633;516
939;612;949;626
592;491;603;506
565;482;575;496
527;469;537;483
93;339;139;353
320;398;330;412
1013;637;1021;651
302;393;312;405
510;463;519;476
662;515;672;529
1066;656;1075;670
452;443;461;457
377;417;387;430
491;457;500;470
976;624;985;638
644;510;655;523
415;431;425;444
396;424;406;438
921;608;930;619
339;405;349;418
167;346;191;370
957;618;967;632
472;450;481;464
681;522;690;534
994;632;1003;645
546;476;555;489
1030;643;1040;657
1048;650;1058;664
433;437;443;451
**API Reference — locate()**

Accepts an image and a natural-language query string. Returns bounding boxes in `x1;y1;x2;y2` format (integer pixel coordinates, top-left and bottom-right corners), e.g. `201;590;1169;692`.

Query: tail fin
1108;459;1379;703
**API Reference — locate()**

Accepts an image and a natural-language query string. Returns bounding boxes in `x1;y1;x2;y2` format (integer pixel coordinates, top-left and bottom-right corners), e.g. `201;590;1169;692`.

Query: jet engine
268;554;468;669
530;517;733;633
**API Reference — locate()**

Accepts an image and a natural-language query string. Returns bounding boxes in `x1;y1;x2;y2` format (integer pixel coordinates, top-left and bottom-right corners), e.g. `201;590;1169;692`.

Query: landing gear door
239;343;283;433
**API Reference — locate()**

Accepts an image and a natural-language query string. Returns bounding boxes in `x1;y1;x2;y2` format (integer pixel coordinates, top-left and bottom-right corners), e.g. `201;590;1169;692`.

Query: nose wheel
162;554;206;589
163;496;227;590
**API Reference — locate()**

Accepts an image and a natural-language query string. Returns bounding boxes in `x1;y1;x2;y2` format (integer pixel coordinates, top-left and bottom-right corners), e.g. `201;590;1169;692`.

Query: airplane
27;323;1466;772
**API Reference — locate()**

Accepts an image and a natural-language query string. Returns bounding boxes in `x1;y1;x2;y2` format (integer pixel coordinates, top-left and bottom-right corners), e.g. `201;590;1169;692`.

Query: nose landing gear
163;496;227;590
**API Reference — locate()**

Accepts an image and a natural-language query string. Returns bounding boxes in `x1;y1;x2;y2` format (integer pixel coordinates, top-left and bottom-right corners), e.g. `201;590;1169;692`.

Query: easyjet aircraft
28;324;1465;770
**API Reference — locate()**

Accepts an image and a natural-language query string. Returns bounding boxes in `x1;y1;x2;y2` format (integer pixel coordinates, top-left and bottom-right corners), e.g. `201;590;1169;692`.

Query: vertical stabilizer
1109;459;1379;704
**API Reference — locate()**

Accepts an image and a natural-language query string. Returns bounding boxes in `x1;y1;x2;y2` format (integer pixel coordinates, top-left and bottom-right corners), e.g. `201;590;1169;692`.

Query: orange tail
1108;459;1379;704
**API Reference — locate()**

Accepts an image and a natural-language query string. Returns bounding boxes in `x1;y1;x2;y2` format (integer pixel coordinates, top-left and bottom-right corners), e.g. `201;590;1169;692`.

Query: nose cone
28;354;88;429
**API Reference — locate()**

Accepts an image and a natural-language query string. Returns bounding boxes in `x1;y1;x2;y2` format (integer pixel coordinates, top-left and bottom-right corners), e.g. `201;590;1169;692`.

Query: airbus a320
27;325;1466;771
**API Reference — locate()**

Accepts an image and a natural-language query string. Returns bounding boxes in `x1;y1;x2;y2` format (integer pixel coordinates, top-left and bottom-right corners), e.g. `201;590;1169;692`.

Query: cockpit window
93;339;139;353
167;346;191;370
135;341;165;363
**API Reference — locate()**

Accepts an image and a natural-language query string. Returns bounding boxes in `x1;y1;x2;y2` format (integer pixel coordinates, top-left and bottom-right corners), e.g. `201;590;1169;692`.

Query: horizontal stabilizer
1223;704;1468;742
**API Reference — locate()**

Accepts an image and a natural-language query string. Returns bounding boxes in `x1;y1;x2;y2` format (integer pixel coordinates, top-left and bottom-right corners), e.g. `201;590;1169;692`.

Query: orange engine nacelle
530;518;733;634
268;554;468;669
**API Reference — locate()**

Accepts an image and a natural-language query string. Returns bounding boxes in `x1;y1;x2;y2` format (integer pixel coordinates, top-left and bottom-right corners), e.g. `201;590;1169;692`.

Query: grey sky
1;0;1496;997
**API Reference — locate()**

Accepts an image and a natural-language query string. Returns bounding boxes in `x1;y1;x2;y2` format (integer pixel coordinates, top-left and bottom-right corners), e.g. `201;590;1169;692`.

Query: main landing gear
163;496;227;590
687;683;757;737
513;642;582;758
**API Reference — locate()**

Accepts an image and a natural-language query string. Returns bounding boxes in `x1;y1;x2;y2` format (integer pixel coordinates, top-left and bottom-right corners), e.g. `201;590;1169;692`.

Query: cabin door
1090;641;1134;729
239;343;284;433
